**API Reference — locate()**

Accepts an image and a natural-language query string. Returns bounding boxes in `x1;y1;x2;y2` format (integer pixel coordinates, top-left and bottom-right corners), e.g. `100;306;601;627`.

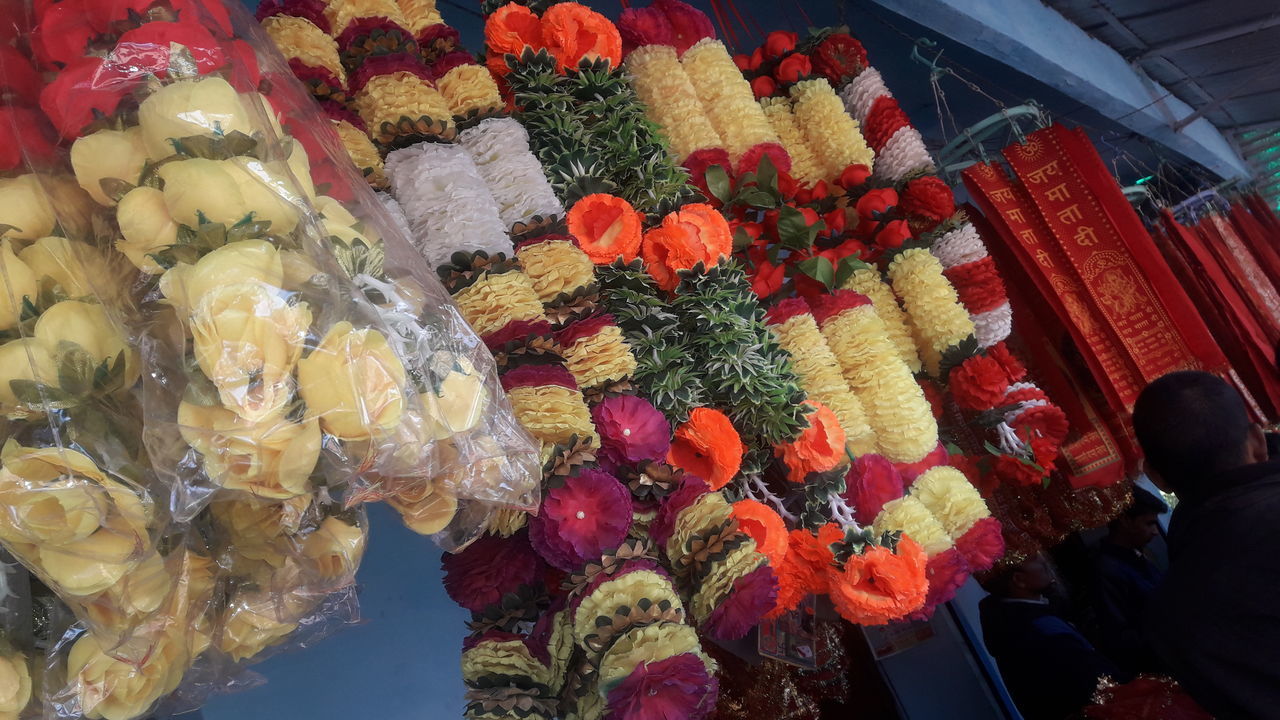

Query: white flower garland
839;67;888;124
385;142;512;270
374;190;413;243
973;302;1013;348
932;222;987;269
457;117;564;228
873;125;935;182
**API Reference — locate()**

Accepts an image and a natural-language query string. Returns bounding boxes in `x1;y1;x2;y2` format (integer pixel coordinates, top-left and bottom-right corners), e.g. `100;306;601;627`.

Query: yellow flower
438;63;503;118
116;187;178;275
96;551;174;626
760;97;824;185
333;119;388;189
451;270;547;336
69;127;150;207
910;466;990;538
388;480;458;535
218;588;316;662
398;0;442;33
261;15;346;83
873;495;952;556
626;45;720;160
0;239;37;331
210;496;309;570
572;569;683;652
298;321;407;440
599;622;702;689
461;637;550;685
302;516;366;585
887;248;976;376
819;302;938;463
137;77;253;159
0;651;31;716
790;78;874;179
177;400;320;499
354;72;452;140
189;283;312;423
559;323;637;391
324;0;409;37
842;267;921;373
313;195;358;228
505;384;595;447
159;239;286;316
515;238;596;302
67;630;188;720
681;39;779;161
158;157;301;235
421;358;488;438
0;339;57;418
34;300;139;390
0;175;55;241
20;236;110;299
486;506;527;537
692;541;764;623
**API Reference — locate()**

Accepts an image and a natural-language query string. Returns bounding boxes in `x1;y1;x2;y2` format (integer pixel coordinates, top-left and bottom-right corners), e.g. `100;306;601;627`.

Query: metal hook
910;37;945;80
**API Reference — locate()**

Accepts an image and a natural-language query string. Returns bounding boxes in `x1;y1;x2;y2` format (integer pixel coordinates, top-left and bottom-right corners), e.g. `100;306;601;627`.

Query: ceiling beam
1136;14;1280;60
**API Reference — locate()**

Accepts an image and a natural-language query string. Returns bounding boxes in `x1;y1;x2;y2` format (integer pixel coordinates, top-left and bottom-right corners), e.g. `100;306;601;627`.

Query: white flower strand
385;143;511;270
973;302;1013;348
458;118;564;228
374;190;414;242
933;222;987;269
874;125;935;182
840;68;888;124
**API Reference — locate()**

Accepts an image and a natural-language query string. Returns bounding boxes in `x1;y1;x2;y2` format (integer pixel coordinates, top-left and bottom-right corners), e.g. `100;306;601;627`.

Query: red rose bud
751;75;776;99
855;187;898;219
810;180;829;201
748;47;764;71
799;207;821;226
763;30;798;59
763;209;781;238
776;170;799;199
0;46;42;104
733;53;751;70
775;53;812;85
31;0;100;69
794;187;812;205
733;220;764;243
824;208;846;234
836;164;871;189
39;56;139;138
750;261;787;299
114;21;227;77
875;219;912;249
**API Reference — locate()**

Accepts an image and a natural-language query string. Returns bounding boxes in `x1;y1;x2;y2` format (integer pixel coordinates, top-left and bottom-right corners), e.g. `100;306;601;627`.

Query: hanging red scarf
1229;201;1280;290
1195;213;1280;345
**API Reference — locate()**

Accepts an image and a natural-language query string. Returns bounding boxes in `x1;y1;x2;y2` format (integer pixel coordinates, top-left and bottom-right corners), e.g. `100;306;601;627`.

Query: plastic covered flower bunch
10;0;540;541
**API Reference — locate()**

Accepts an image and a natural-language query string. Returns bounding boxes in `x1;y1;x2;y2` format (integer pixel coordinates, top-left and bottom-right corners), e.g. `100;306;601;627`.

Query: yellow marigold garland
910;466;990;539
598;623;703;688
461;638;550;685
817;299;938;464
759;97;823;186
768;313;877;455
262;16;347;83
666;493;733;562
333;119;388;189
789;78;874;180
559;324;638;391
625;45;721;160
505;384;596;447
516;239;595;302
873;495;952;556
842;266;921;373
353;71;452;136
397;0;442;34
887;247;976;376
451;270;547;335
324;0;410;38
437;63;503;118
691;541;765;622
572;569;683;651
681;39;779;161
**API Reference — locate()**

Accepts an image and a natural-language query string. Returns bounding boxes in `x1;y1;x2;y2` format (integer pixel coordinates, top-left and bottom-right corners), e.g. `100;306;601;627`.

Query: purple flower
605;652;717;720
650;474;709;548
701;564;779;641
442;530;544;612
529;469;632;571
591;396;671;471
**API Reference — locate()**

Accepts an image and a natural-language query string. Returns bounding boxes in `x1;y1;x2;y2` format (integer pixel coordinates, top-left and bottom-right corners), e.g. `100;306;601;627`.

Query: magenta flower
908;547;970;621
500;364;578;392
605;652;717;720
702;564;779;641
591;395;671;471
482;319;555;352
955;517;1005;572
650;474;710;547
844;453;905;526
442;530;545;612
529;469;632;571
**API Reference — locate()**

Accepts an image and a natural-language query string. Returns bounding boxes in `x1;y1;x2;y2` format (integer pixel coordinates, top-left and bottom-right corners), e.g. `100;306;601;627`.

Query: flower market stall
0;0;1273;718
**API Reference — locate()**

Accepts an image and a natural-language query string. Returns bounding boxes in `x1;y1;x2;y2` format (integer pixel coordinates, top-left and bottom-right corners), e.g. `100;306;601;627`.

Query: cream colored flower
302;516;366;585
279;250;322;291
67;631;187;720
298;321;407;440
177;400;320;499
137;77;253;158
313;195;357;227
218;588;317;662
158;239;285;316
116;187;178;275
0;339;57;418
20;236;109;299
37;522;144;596
286;140;316;202
70;127;151;207
0;651;31;717
157;157;301;235
34;300;140;390
209;496;309;572
388;481;457;536
189;282;312;423
0;239;37;331
421;358;487;439
0;175;55;241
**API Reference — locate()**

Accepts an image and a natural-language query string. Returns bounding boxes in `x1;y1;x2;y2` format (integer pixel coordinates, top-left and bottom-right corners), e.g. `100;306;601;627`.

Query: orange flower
540;2;622;71
826;536;928;625
777;400;847;483
769;523;843;618
485;4;543;58
667;407;745;490
641;203;732;290
567;194;643;264
731;499;788;567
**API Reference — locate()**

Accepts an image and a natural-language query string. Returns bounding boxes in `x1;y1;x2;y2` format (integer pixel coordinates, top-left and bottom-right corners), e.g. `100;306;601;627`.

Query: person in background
979;554;1124;720
1090;485;1168;675
1132;370;1280;718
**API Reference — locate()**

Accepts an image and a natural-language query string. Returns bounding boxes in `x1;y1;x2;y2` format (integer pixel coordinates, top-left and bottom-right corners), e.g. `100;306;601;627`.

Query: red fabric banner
1244;193;1280;239
1229;202;1280;291
1195;213;1280;344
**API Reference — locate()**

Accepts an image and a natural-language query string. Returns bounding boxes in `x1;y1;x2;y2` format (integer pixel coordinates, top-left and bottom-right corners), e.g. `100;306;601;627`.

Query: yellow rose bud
219;588;315;662
20;236;110;299
286;140;316;202
302;516;366;585
67;632;176;720
0;239;38;330
0;339;57;418
0;175;55;241
116;187;178;275
210;496;309;571
157;157;301;235
177;400;320;499
189;283;312;423
422;358;487;439
388;482;457;536
160;239;286;319
33;300;140;391
313;195;357;227
137;77;253;159
38;525;142;596
0;651;31;716
70;127;151;207
298;321;407;440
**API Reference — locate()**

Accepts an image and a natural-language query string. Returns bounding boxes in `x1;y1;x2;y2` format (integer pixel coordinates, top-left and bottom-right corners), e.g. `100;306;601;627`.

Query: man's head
982;554;1055;599
1107;486;1168;549
1132;371;1266;496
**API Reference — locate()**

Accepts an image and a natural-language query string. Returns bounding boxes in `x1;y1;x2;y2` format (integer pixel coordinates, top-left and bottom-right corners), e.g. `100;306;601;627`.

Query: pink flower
618;5;674;56
907;547;970;620
702;565;778;640
529;469;632;571
605;652;717;720
896;441;949;485
955;517;1005;572
441;530;545;612
650;473;709;547
653;0;714;55
845;453;904;525
592;395;671;469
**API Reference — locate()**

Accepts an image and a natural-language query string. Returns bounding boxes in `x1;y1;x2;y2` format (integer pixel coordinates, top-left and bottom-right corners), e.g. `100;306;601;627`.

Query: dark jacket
1146;458;1280;719
980;595;1122;720
1091;540;1164;674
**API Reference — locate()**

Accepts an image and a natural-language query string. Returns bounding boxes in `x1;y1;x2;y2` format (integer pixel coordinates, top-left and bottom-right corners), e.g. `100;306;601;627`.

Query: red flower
809;180;829;201
591;395;671;468
823;208;847;234
901;175;956;229
907;547;970;620
617;5;674;56
227;40;264;92
747;47;763;71
993;452;1044;487
949;353;1010;411
774;53;812;84
0;107;58;170
986;342;1027;384
955;517;1005;571
855;187;898;223
732;219;763;244
31;0;100;69
605;653;717;720
811;33;867;86
528;469;632;571
113;21;227;77
776;170;799;199
863;95;912;152
736;142;791;177
682;147;733;204
845;453;904;526
732;53;751;70
750;74;776;99
749;260;786;299
798;207;821;226
875;219;912;249
1016;404;1070;447
703;565;778;641
836;164;871;190
896;441;948;484
169;0;234;36
0;46;43;104
763;30;798;59
39;56;140;138
441;530;545;612
653;0;714;55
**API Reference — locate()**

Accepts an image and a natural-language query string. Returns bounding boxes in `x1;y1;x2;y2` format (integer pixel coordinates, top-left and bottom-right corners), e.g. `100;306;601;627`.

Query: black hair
1123;485;1168;518
1132;371;1251;495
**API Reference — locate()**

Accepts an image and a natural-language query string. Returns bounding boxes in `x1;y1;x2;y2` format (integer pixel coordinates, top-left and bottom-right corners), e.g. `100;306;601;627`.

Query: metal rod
1137;13;1280;60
